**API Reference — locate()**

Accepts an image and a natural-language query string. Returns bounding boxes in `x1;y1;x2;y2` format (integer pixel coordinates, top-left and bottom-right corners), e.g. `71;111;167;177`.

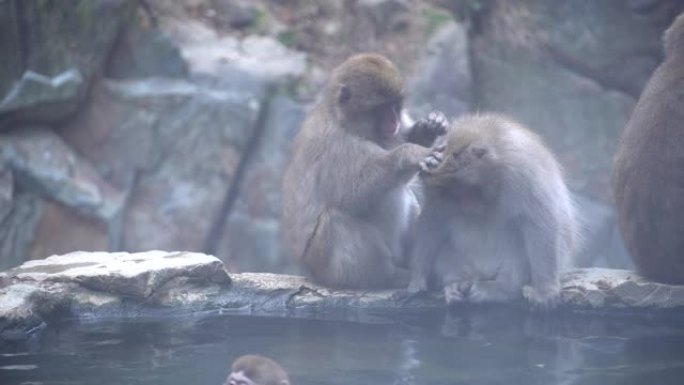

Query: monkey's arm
403;111;448;147
324;140;440;211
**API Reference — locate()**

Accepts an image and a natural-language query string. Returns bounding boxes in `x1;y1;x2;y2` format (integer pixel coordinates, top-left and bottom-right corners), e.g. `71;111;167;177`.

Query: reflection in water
1;309;684;385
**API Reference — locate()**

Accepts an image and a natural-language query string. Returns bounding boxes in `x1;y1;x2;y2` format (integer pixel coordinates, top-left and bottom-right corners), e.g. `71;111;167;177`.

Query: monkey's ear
338;84;351;104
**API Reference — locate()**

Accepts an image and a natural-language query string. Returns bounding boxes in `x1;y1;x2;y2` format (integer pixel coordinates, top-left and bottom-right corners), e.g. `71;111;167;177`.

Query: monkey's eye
452;150;463;160
472;146;487;158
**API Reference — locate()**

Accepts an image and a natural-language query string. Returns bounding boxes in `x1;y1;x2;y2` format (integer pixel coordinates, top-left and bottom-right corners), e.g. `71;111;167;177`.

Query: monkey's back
613;55;684;284
281;107;328;262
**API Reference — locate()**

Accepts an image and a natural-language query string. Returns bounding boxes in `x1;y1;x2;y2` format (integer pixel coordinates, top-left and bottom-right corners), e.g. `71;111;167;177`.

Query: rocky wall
0;0;682;273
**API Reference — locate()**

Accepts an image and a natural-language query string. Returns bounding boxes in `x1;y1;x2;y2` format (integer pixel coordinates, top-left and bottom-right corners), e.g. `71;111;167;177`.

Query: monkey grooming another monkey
613;13;684;284
282;53;447;289
225;355;290;385
406;114;577;309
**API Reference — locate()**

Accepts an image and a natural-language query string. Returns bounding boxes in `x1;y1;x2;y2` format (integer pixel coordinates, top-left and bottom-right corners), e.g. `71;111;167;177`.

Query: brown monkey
613;13;684;284
406;114;577;308
225;355;290;385
281;53;447;289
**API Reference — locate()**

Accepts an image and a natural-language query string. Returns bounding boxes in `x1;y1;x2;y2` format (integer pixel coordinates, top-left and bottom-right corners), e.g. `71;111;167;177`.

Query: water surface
1;308;684;385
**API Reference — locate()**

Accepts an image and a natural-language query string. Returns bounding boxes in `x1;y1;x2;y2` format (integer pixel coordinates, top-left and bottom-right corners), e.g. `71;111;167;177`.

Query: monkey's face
423;131;500;209
337;81;404;144
225;370;254;385
226;355;290;385
331;53;405;145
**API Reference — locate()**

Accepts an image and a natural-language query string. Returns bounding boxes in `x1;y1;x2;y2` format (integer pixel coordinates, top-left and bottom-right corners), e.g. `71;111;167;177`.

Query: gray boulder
0;127;125;220
0;193;43;271
0;165;11;222
217;95;306;273
0;70;84;127
107;24;187;80
0;0;135;126
467;0;684;200
2;251;684;340
179;34;307;85
562;268;684;309
407;21;471;119
0;251;231;338
65;78;263;253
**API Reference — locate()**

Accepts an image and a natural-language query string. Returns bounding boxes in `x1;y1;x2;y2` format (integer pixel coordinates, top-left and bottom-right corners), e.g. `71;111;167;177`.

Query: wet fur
613;13;684;284
408;114;578;308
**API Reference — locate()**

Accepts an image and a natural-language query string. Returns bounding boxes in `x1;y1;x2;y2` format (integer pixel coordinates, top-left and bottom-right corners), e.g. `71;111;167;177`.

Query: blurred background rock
1;0;682;273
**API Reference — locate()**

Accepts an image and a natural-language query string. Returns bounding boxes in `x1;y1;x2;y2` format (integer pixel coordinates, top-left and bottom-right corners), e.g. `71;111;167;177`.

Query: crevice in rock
106;171;138;252
14;0;30;70
203;89;275;257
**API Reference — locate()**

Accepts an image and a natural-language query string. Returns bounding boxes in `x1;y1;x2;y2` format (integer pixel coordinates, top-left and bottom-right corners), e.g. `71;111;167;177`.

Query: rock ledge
1;251;683;339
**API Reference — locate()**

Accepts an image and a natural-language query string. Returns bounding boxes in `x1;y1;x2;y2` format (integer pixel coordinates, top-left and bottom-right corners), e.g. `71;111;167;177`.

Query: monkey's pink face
376;101;401;140
225;371;255;385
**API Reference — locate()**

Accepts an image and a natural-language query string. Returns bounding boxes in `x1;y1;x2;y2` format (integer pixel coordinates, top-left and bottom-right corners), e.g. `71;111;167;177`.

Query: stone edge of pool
1;250;683;340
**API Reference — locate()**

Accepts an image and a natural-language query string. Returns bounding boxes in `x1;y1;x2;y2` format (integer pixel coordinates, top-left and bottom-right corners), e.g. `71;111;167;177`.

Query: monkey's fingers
427;111;449;136
420;151;444;172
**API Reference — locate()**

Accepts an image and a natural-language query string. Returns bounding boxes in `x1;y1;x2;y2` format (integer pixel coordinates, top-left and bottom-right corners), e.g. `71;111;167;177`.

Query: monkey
281;53;448;289
613;13;684;284
225;355;290;385
404;114;578;309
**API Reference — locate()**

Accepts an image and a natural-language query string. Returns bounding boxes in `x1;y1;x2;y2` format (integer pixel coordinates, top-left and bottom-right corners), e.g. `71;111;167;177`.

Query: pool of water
1;308;684;385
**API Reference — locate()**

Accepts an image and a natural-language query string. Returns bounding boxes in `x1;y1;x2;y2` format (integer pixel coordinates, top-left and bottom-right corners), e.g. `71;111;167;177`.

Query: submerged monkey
282;53;447;289
613;13;684;284
406;114;577;308
225;355;289;385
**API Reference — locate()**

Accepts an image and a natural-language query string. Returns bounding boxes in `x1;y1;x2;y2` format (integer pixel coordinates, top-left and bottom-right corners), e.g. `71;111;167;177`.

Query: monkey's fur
613;13;684;284
225;355;290;385
282;53;446;289
407;114;577;308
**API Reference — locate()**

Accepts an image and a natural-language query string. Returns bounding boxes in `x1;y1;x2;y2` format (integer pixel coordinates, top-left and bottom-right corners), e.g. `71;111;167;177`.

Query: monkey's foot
522;285;560;311
444;281;472;306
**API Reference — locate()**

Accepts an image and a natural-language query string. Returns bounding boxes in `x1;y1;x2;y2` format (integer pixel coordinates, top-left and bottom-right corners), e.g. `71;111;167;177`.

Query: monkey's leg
521;222;561;309
304;208;409;289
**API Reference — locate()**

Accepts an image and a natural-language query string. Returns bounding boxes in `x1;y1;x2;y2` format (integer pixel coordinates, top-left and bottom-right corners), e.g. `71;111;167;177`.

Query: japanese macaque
281;53;447;289
406;114;577;309
613;13;684;284
225;355;290;385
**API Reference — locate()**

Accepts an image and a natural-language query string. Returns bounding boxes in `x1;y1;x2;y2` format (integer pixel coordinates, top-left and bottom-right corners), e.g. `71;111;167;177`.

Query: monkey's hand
406;111;448;147
522;285;560;311
394;143;442;174
414;111;448;137
420;144;445;173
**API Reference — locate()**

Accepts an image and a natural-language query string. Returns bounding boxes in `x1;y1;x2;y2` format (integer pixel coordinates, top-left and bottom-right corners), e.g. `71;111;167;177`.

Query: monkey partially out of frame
406;114;578;309
613;13;684;284
224;355;290;385
282;53;447;289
